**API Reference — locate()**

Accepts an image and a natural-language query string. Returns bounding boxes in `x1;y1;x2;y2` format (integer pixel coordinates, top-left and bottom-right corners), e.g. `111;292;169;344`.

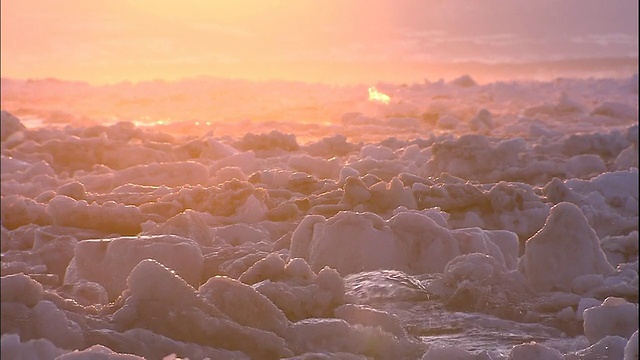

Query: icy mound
521;202;615;292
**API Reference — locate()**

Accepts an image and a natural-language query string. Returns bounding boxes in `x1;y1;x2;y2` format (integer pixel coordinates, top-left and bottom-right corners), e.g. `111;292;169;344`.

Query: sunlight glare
368;86;391;105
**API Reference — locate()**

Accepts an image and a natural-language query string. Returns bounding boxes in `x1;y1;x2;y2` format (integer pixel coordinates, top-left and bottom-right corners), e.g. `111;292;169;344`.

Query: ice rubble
1;75;638;359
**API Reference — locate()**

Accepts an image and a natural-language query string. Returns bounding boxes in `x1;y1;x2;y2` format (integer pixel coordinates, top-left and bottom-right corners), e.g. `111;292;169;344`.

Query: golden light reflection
368;86;390;105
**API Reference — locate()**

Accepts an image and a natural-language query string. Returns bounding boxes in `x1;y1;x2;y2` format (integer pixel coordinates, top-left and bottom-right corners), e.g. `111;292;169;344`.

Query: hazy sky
1;0;638;84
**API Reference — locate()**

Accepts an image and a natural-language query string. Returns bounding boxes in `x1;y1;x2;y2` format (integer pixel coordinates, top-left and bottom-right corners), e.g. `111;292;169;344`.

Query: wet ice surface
343;270;582;357
0;75;638;359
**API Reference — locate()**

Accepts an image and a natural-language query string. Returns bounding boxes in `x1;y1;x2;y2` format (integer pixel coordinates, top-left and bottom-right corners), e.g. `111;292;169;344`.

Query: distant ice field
1;74;638;359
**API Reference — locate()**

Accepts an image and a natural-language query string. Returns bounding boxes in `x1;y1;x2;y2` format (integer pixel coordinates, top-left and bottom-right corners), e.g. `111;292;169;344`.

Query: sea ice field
1;74;638;359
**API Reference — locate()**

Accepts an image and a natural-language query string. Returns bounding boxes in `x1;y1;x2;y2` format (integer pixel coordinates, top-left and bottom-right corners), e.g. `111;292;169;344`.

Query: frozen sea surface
0;75;638;359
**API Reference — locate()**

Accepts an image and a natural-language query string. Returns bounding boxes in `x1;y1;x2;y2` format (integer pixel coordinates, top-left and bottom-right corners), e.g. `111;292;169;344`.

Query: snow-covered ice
1;75;638;359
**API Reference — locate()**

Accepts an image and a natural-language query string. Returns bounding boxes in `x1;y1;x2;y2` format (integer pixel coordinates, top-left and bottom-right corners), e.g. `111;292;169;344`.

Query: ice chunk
254;265;345;321
0;334;66;360
114;161;209;188
122;259;219;315
47;195;143;235
469;109;494;133
291;212;398;275
360;144;394;161
1;155;30;174
201;138;240;159
591;101;637;119
114;259;291;358
26;300;85;350
1;273;44;306
583;296;639;344
576;297;603;321
199;275;290;336
289;154;341;179
451;227;508;268
67;234;203;300
563;154;606;179
1;110;27;141
570;335;627;360
389;211;461;273
444;253;508;284
625;330;639;360
450;75;477;87
238;252;287;284
614;144;639;170
367;177;418;214
2;195;52;230
334;304;407;337
291;209;466;275
521;202;615;292
142;210;216;246
341;176;372;205
436;115;460;130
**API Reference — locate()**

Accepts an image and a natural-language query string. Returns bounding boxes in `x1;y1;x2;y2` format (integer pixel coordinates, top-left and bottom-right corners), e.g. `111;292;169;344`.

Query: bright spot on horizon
368;86;391;105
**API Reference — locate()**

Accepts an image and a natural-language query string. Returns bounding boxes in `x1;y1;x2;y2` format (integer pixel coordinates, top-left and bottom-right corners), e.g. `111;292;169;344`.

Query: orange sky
1;0;638;85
